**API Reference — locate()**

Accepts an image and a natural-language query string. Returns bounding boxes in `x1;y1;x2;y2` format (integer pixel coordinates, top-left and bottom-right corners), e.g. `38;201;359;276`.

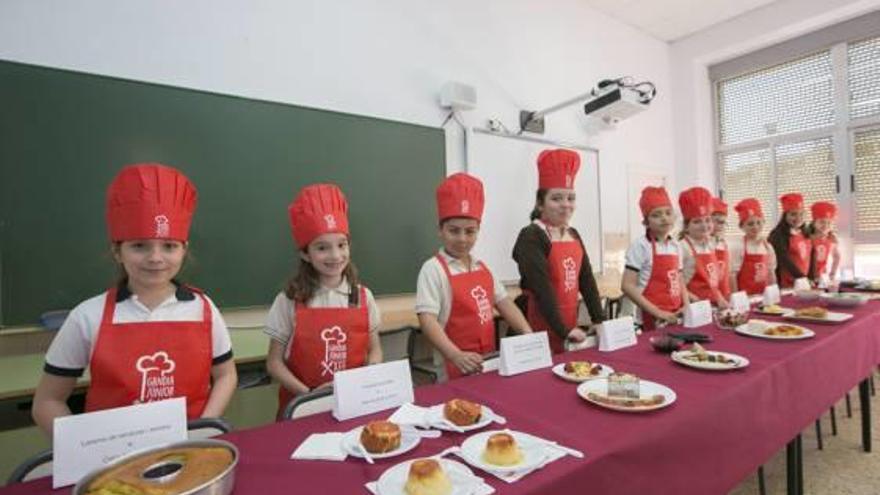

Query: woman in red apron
33;164;238;436
732;198;776;295
769;193;810;288
679;187;727;307
416;174;532;378
621;187;687;330
711;197;732;300
513;149;605;353
808;201;840;286
265;184;382;417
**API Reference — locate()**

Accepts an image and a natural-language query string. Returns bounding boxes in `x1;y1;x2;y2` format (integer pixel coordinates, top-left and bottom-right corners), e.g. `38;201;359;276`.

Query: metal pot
73;439;238;495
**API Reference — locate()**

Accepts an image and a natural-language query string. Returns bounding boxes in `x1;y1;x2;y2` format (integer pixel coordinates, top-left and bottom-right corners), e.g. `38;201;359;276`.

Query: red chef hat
288;183;350;249
106;163;197;242
678;187;713;221
734;198;764;224
639;186;672;217
537;149;580;190
436;173;484;222
780;193;804;213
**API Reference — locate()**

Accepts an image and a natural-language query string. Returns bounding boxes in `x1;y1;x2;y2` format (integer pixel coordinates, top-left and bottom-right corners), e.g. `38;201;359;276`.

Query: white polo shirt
624;234;684;289
415;250;508;327
729;236;778;275
264;279;381;345
45;286;232;377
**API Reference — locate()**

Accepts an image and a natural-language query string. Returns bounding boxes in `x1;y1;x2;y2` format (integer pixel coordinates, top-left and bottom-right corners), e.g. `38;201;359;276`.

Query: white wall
670;0;880;191
0;0;675;263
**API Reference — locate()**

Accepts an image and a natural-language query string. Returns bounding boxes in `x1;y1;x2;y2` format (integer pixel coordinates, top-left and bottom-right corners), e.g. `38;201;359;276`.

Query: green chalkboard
0;60;444;326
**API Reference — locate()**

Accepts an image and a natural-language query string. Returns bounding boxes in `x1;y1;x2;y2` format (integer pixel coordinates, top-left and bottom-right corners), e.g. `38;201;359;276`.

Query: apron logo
154;215;170;238
324;214;337;230
754;262;767;283
320;326;347;377
798;242;809;260
667;270;681;297
135;351;176;403
562;257;577;292
707;262;719;287
461;200;469;214
470;285;492;325
816;245;827;262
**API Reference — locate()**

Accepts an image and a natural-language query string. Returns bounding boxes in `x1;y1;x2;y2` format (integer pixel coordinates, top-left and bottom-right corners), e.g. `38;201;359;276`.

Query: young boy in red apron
679;187;727;308
265;184;383;417
711;197;732;300
416;173;532;379
731;198;777;294
768;193;810;288
33;164;238;436
809;201;840;286
621;187;689;330
512;149;606;353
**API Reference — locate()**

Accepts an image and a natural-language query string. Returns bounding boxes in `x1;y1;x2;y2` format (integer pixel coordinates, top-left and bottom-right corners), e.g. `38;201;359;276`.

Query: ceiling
583;0;780;42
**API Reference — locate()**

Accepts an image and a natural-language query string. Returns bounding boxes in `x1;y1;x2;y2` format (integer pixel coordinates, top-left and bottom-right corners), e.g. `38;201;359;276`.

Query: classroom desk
5;295;878;494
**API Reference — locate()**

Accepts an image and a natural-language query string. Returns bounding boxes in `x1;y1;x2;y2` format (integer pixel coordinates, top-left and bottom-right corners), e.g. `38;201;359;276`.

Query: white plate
576;379;676;412
671;350;749;371
551;362;614;383
735;321;815;340
783;312;853;324
819;293;868;307
377;458;481;495
458;430;548;474
343;425;421;459
426;404;496;432
753;306;795;316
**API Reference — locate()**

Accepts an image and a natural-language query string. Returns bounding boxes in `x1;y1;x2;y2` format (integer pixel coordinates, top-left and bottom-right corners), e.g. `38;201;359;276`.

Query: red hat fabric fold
678;187;713;221
734;198;763;224
288;183;350;249
436;173;484;222
639;186;672;217
537;149;580;190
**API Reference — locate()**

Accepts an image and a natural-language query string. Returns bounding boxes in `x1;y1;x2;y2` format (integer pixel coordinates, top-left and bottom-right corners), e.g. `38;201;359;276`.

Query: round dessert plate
343;425;421;459
376;458;480;495
576;378;676;412
426;405;496;432
459;430;547;474
671;350;749;371
551;362;614;383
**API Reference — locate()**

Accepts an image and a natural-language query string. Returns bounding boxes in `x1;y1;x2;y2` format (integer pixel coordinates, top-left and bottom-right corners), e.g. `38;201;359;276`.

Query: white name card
597;316;637;352
683;300;713;328
499;332;553;376
763;284;781;306
53;398;187;488
794;277;812;291
730;291;751;313
332;360;414;421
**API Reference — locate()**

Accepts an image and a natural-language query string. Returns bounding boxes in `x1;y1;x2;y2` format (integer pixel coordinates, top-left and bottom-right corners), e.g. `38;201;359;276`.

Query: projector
583;84;651;124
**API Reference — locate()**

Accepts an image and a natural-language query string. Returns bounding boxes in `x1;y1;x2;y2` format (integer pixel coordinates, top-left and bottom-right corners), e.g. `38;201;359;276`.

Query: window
716;33;880;276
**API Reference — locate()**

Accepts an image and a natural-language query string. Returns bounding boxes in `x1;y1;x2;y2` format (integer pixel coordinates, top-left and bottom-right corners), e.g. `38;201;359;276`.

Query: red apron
812;237;835;279
526;238;583;354
641;237;683;331
737;237;771;295
85;287;212;419
437;255;496;379
278;286;370;416
781;231;811;288
715;240;731;300
684;237;723;303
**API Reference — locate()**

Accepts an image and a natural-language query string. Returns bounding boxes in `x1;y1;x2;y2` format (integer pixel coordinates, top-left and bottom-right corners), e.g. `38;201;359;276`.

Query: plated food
482;432;524;467
820;293;869;307
404;459;453;495
735;320;815;340
794;306;828;319
754;304;793;316
794;289;823;301
714;309;749;329
577;377;676;412
607;372;640;399
552;361;614;382
671;343;749;371
77;440;238;495
361;420;402;453
443;399;482;427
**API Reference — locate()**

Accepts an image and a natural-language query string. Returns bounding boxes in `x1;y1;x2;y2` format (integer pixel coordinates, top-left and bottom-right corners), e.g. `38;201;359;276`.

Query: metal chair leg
830;405;838;436
757;465;767;495
846;392;853;418
815;419;823;450
860;378;872;452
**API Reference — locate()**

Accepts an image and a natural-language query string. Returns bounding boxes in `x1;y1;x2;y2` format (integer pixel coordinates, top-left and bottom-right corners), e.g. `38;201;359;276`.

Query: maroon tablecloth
5;297;880;495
